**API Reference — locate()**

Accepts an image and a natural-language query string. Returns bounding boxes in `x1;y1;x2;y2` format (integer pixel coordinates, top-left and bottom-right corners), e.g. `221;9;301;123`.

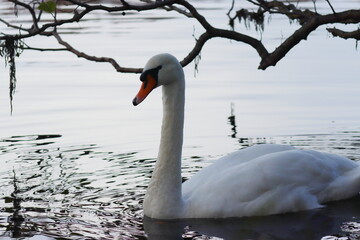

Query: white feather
135;53;360;219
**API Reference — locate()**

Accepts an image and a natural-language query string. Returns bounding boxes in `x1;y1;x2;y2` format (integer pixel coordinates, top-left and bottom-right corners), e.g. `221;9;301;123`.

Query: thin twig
0;18;29;32
227;0;235;17
64;0;177;12
138;0;192;16
23;46;68;51
52;30;142;73
8;0;39;30
325;0;336;14
0;0;178;41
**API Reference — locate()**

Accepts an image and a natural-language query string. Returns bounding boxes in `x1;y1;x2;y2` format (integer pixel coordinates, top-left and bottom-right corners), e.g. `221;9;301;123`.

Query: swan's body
133;53;360;219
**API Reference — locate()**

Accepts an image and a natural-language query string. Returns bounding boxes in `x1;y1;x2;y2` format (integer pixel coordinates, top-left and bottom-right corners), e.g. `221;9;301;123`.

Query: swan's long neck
144;76;185;219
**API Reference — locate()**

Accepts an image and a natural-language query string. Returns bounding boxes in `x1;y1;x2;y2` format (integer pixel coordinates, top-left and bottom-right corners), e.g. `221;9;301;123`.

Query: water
1;0;360;239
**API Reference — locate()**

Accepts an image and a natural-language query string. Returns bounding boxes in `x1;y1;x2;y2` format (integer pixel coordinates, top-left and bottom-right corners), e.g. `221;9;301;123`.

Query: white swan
132;53;360;219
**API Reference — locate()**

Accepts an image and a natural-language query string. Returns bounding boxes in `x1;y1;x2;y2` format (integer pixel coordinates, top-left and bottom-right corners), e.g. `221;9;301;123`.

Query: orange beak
133;74;157;106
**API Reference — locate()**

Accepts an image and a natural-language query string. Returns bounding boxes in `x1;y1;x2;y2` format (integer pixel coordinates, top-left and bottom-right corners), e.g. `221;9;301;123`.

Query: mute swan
132;53;360;219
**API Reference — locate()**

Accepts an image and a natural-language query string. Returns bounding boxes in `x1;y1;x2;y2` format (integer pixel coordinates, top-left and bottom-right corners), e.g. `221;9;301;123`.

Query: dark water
0;134;144;239
1;131;360;239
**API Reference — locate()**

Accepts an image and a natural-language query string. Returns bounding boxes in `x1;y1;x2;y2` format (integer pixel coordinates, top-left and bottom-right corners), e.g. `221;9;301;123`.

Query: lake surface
1;0;360;239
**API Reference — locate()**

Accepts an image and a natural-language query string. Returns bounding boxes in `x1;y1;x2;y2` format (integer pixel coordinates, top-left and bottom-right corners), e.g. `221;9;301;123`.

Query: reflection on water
145;196;360;240
228;103;237;138
0;134;146;239
1;133;360;239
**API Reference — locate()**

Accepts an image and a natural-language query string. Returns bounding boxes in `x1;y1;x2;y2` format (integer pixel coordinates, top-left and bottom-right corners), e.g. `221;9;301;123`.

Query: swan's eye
140;65;162;85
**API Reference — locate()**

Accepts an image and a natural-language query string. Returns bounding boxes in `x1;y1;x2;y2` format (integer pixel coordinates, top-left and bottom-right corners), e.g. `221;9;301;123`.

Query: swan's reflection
144;196;360;240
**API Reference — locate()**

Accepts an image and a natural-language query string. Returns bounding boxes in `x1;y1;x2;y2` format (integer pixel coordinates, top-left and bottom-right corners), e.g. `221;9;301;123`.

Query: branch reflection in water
228;102;237;139
0;134;146;239
1;132;360;239
6;170;25;238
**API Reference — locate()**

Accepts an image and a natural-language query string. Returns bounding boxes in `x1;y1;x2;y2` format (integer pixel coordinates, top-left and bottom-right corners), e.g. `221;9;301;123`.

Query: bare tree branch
64;0;177;12
180;32;212;67
259;9;360;69
205;0;360;69
327;27;360;40
0;0;178;41
140;0;191;17
176;0;268;64
23;46;68;52
0;18;28;32
52;30;142;73
325;0;336;14
175;0;213;31
8;0;39;30
2;0;360;111
2;0;360;74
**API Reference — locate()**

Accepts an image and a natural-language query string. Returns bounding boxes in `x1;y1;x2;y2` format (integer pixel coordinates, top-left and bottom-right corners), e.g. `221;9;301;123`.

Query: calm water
1;0;360;239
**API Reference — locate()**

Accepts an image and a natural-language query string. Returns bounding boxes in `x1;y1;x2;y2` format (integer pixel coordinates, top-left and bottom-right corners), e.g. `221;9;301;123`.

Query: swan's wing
182;144;359;218
319;164;360;202
184;144;296;183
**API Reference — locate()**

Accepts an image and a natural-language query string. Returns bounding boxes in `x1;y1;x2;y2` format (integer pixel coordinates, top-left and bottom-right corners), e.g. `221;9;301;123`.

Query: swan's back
182;144;360;218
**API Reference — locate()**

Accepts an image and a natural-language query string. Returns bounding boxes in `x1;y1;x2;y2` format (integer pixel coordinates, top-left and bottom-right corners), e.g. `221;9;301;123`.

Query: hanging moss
0;38;24;113
236;8;265;32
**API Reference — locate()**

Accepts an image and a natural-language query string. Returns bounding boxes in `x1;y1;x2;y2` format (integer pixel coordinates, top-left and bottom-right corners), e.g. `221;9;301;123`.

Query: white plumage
182;144;360;218
133;53;360;219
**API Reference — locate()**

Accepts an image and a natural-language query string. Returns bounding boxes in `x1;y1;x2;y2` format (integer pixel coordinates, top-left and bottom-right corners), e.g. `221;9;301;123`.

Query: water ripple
0;134;147;239
1;131;360;239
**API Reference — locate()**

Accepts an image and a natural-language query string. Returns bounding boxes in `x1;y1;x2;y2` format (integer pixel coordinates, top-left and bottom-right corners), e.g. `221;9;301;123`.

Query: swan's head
133;53;183;106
